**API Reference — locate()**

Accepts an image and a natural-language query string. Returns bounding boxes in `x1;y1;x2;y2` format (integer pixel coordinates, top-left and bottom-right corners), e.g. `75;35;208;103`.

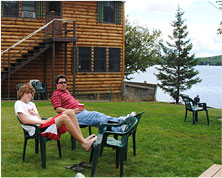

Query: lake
127;65;222;109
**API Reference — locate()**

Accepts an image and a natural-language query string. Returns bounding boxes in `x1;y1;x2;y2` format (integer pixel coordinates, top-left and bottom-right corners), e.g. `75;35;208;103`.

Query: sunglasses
58;81;67;84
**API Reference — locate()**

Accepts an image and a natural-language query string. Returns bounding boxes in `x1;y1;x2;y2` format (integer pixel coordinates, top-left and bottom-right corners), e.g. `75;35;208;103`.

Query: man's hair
56;74;67;84
17;83;35;99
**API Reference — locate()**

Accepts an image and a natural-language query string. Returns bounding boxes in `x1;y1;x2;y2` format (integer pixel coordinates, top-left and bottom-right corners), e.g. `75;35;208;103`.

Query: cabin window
103;1;115;24
94;47;106;72
47;1;61;16
3;1;19;18
97;1;122;24
78;47;92;72
109;48;121;72
22;2;36;19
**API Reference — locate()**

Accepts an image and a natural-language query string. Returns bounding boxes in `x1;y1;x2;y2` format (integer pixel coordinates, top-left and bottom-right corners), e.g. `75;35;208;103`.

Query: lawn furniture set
16;111;144;177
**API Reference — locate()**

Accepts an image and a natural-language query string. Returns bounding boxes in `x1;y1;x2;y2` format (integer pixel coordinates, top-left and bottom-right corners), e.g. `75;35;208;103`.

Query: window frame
97;1;122;24
94;47;107;72
3;1;19;18
47;1;62;17
78;47;92;72
22;1;36;19
103;1;115;24
109;48;121;72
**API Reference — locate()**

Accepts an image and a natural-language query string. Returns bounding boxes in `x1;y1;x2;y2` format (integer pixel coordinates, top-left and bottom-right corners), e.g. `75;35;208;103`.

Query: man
51;74;136;132
194;95;200;103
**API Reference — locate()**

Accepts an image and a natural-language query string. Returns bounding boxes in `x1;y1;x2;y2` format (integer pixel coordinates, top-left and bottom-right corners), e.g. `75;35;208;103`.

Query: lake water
127;65;222;109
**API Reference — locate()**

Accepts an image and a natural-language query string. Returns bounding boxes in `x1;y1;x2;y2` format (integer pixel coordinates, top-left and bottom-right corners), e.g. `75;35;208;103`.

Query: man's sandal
65;163;84;171
79;161;91;168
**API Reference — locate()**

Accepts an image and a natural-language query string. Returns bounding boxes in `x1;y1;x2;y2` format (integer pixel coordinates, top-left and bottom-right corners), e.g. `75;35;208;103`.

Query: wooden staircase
1;19;77;99
1;41;52;81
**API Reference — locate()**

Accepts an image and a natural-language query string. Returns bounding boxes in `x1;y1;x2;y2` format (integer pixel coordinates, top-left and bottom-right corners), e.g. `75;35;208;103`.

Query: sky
125;0;222;57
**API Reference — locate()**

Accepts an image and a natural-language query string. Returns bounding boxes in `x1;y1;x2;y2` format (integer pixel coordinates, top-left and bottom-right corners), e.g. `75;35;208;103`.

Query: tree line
196;55;222;66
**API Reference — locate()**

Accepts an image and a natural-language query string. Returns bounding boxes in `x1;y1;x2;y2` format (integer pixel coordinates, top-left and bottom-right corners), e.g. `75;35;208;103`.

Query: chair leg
89;146;95;163
195;112;198;122
184;110;187;122
120;148;125;177
116;147;119;168
57;140;62;158
71;135;76;150
192;112;196;125
100;146;104;157
133;133;136;156
23;138;28;161
35;139;39;154
124;140;128;161
89;126;92;135
206;110;210;125
40;137;47;169
91;145;101;177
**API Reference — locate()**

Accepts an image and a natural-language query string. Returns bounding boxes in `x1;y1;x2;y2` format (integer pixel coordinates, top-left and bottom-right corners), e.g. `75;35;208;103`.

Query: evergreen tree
155;7;201;103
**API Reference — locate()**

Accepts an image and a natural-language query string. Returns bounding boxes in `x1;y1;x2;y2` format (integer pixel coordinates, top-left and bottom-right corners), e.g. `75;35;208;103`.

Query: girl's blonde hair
17;83;35;99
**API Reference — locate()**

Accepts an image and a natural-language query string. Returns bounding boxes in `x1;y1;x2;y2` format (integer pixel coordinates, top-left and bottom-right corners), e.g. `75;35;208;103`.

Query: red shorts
39;113;67;140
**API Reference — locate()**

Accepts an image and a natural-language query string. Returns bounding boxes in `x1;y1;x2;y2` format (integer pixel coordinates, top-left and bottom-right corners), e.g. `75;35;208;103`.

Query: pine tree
155;7;201;103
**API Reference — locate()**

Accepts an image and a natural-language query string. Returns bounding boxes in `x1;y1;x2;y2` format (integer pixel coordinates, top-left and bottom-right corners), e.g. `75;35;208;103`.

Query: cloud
189;24;222;57
125;0;193;14
125;0;222;57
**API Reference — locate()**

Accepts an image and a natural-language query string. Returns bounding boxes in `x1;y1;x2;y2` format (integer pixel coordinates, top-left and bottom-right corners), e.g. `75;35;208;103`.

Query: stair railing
1;18;75;100
1;19;75;70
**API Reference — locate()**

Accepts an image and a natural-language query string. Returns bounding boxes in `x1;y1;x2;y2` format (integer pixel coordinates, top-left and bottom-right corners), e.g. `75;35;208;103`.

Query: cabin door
45;1;62;36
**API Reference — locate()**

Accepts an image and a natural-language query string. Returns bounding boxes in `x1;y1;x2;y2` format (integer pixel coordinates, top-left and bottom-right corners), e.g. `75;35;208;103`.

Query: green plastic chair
16;116;62;168
181;95;209;125
32;81;47;100
89;116;138;177
105;111;144;158
16;83;24;91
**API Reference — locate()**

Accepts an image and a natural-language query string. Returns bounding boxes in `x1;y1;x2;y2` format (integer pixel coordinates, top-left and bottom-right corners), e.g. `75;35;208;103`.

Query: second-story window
97;1;122;24
3;1;19;18
103;1;115;24
48;1;61;16
22;2;36;19
94;47;106;72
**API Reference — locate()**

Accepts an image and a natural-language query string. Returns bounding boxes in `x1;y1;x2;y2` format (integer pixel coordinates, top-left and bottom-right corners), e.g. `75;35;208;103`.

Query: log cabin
1;1;125;100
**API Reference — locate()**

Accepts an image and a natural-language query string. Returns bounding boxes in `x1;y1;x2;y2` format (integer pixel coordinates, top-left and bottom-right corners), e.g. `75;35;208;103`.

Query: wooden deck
199;164;222;177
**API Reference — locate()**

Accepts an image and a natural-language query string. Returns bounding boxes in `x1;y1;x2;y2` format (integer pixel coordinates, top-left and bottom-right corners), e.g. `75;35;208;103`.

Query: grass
1;100;221;177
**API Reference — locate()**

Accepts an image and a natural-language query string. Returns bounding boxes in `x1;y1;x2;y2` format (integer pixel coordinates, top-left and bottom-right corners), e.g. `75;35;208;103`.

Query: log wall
1;1;125;99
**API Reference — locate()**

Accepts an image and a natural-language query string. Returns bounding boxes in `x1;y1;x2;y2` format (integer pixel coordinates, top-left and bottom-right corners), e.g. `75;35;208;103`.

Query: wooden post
44;51;48;99
7;50;10;100
52;20;55;38
72;21;76;96
52;42;55;94
65;23;68;75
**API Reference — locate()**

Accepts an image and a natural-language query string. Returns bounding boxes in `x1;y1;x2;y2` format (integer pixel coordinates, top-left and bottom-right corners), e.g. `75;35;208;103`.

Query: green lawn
1;100;221;177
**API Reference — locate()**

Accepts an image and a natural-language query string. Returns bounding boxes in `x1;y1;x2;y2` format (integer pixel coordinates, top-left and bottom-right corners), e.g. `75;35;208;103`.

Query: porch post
44;51;48;99
65;23;68;76
72;21;76;97
7;50;10;100
52;42;55;94
44;51;47;84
